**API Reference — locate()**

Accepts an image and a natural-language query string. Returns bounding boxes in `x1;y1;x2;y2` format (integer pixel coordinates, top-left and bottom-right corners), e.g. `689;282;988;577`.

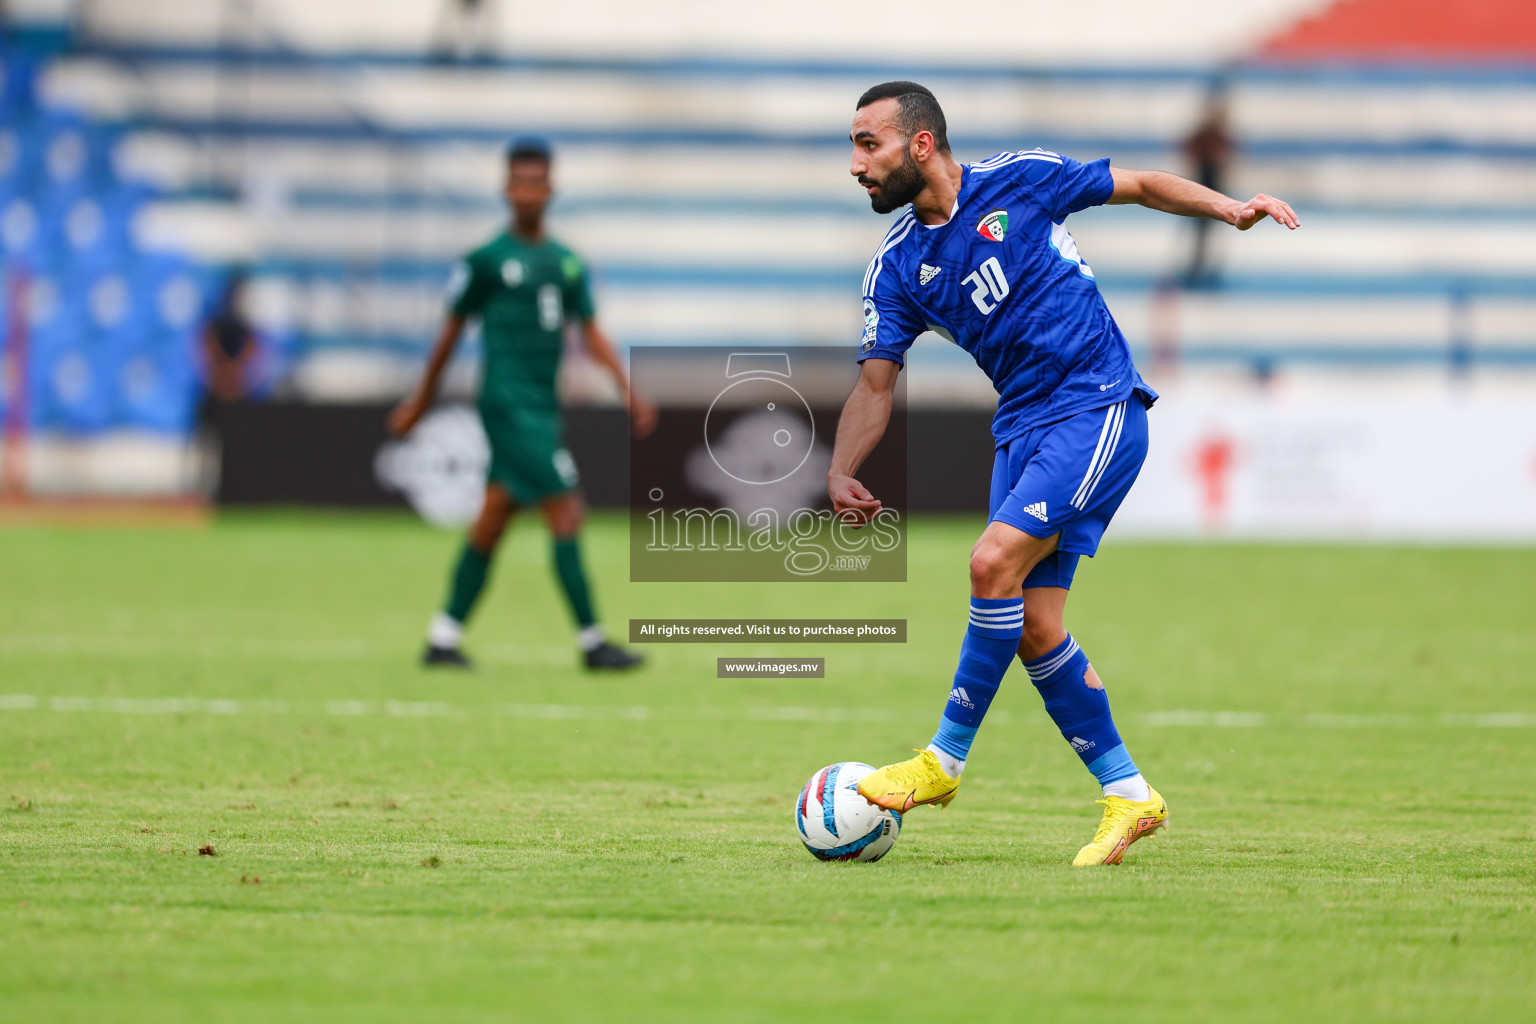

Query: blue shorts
989;396;1150;591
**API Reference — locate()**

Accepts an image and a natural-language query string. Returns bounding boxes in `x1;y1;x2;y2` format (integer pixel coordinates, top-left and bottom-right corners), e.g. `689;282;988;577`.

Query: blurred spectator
202;272;258;402
1181;83;1233;288
433;0;500;62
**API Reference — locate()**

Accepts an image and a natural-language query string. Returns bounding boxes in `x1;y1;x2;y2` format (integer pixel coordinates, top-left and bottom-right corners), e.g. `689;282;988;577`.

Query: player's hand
828;473;881;527
387;396;426;438
629;396;658;439
1232;194;1299;231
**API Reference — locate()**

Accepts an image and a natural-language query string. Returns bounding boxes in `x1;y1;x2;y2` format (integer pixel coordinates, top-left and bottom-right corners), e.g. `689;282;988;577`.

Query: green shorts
481;405;580;504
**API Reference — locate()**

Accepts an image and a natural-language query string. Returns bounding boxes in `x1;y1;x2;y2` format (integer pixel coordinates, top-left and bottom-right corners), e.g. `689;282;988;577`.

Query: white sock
427;612;463;650
576;624;606;653
1103;774;1150;802
925;744;965;778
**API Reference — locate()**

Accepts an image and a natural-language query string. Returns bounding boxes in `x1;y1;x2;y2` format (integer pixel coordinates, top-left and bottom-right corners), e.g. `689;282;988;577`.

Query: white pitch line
0;696;1533;728
1141;711;1267;727
0;634;575;666
0;634;378;661
1138;710;1536;728
0;635;818;670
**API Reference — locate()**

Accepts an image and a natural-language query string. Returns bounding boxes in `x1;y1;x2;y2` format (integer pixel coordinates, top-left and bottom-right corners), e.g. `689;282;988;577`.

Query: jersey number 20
963;257;1010;315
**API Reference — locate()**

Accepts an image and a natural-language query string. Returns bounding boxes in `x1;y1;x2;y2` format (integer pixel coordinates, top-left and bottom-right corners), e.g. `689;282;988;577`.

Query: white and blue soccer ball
795;761;902;862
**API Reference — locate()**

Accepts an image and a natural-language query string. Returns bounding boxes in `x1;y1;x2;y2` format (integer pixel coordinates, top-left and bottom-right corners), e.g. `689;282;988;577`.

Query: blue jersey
857;149;1156;445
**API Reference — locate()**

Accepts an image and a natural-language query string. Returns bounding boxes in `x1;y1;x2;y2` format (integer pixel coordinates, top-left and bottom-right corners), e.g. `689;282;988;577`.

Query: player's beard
865;149;925;214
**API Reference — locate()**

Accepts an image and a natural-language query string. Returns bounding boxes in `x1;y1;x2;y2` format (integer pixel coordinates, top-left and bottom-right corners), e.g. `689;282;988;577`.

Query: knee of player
968;544;1012;594
551;497;585;535
472;504;513;547
1018;617;1066;659
470;519;507;550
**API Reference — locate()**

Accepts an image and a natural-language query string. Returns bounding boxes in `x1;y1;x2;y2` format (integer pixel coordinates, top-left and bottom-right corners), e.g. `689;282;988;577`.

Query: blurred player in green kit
390;137;653;671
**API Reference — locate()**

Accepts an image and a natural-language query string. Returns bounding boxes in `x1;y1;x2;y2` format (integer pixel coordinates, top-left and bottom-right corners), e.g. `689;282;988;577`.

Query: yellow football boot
1072;785;1168;866
856;749;961;812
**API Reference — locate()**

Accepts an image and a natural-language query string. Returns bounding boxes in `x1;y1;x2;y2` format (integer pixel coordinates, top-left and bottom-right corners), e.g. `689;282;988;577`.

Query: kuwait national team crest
976;209;1009;242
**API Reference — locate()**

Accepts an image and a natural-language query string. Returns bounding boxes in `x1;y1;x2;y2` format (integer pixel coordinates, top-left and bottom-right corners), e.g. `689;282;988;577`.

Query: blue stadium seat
0;126;23;193
46;336;115;433
32;113;96;193
0;49;41;114
0;46;214;440
113;327;199;433
0;196;51;264
24;320;79;431
3;113;113;200
100;182;152;237
77;267;137;335
134;256;213;335
53;192;143;281
9;119;53;189
19;268;82;338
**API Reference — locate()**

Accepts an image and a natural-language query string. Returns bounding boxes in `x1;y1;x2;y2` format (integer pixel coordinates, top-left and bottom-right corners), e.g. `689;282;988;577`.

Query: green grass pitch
2;511;1534;1022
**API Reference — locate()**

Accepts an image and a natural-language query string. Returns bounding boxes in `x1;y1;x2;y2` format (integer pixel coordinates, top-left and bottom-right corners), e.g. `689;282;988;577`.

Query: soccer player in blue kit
831;82;1299;865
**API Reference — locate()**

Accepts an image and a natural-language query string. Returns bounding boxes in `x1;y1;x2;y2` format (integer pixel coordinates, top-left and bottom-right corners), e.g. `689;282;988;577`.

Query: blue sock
929;597;1024;769
1024;635;1140;786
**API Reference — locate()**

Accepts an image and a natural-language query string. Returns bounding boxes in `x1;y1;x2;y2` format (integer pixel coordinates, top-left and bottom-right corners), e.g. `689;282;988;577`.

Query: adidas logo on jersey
1069;736;1094;753
948;686;975;709
1022;501;1048;522
919;264;942;285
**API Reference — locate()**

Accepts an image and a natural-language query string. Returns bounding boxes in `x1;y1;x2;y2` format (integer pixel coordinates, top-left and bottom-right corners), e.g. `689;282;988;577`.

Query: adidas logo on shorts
1022;501;1048;522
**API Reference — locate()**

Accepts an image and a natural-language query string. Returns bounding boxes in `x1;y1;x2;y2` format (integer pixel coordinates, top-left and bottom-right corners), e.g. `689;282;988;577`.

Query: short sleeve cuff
1084;157;1114;207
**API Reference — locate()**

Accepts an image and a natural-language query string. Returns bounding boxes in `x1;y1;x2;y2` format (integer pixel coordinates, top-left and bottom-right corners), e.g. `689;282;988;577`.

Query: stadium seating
34;44;1536;397
6;1;1536;420
1;38;216;438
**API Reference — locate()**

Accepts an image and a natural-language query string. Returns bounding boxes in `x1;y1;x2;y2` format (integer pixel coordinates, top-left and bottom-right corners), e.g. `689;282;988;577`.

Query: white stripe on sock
969;604;1024;617
1024;637;1081;680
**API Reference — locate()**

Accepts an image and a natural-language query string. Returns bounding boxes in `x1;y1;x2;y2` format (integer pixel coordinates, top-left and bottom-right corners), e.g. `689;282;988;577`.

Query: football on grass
796;762;901;862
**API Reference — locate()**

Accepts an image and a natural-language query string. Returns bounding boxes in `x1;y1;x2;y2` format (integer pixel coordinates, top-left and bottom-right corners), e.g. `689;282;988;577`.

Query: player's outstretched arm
828;358;900;526
580;318;657;438
388;314;466;437
1108;167;1299;231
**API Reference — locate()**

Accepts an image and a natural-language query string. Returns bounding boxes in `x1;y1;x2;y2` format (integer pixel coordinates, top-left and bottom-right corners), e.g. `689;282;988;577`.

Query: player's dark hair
855;81;951;154
506;136;553;168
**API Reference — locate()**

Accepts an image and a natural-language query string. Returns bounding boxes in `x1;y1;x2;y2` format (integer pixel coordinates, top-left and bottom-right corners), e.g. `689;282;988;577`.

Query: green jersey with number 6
446;231;595;501
448;231;596;414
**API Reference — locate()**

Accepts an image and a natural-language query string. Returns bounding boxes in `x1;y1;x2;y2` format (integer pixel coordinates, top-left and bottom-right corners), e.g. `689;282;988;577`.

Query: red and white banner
1117;392;1536;541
